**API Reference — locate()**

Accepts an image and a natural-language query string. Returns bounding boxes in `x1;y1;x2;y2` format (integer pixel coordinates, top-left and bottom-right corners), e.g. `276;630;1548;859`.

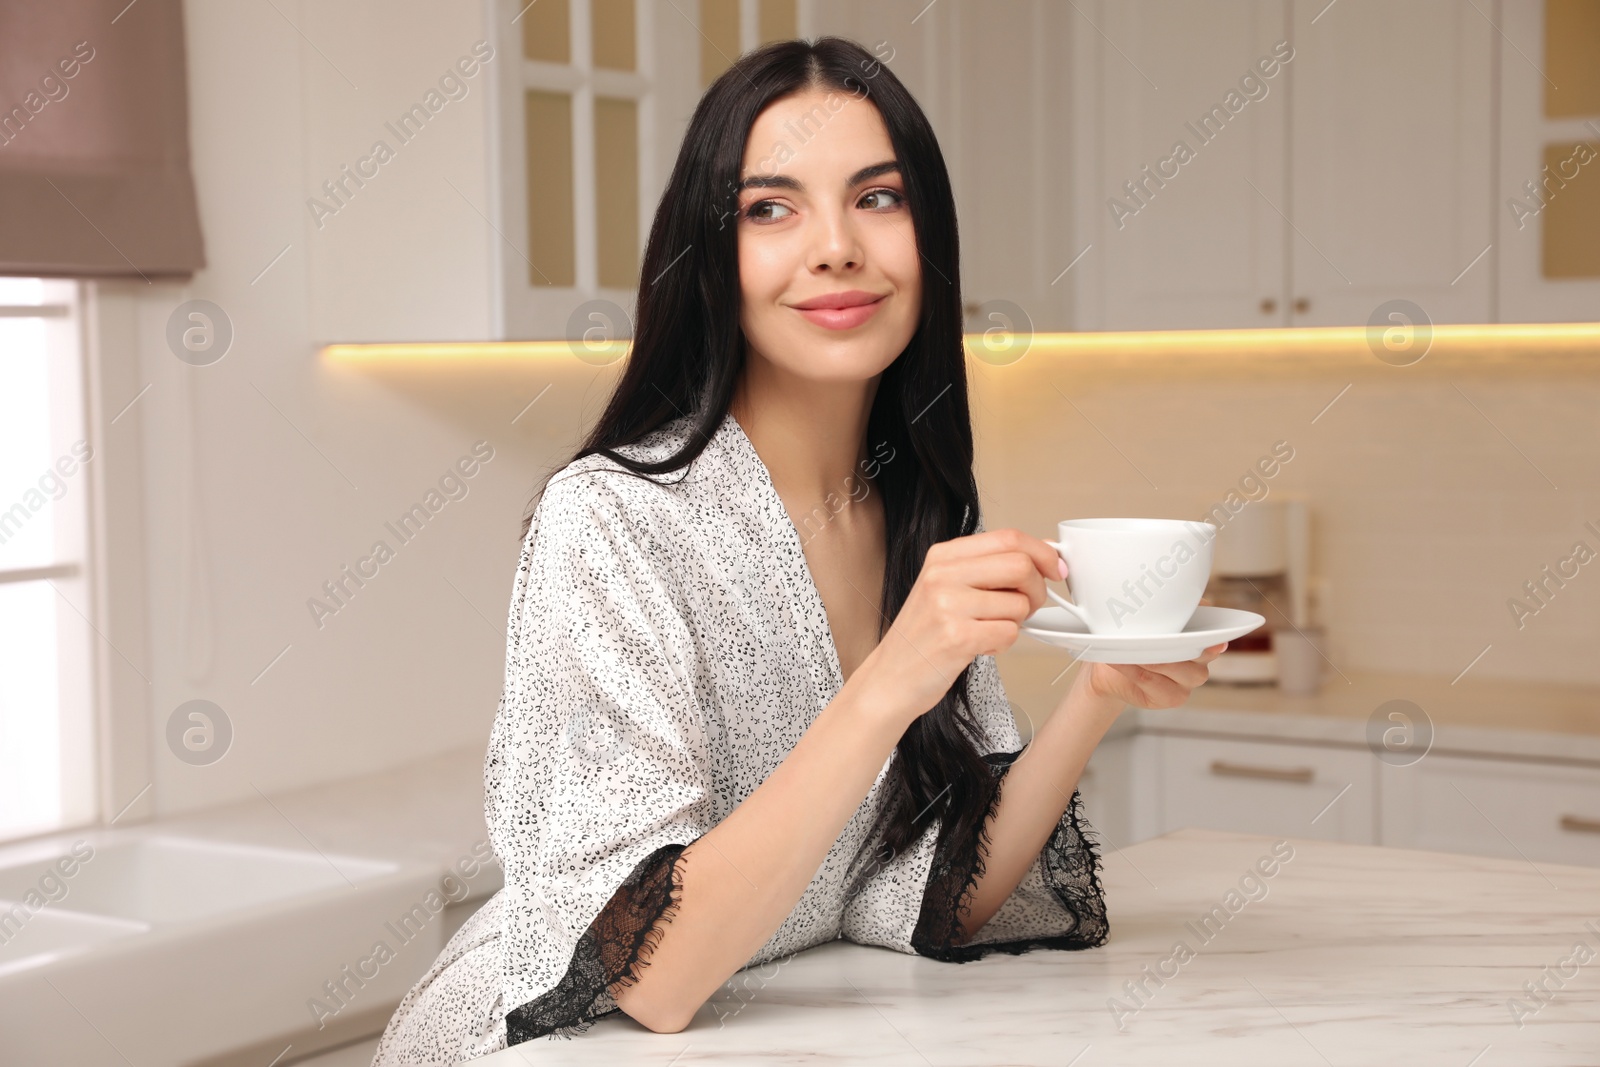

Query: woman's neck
728;360;878;507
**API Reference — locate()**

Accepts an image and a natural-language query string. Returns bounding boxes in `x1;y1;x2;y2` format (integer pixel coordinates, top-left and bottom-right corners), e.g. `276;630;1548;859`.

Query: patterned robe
371;411;1107;1065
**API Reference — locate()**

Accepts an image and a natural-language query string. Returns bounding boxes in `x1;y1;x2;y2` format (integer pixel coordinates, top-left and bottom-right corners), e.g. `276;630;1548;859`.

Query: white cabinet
1106;719;1600;869
1494;0;1600;323
1380;754;1600;868
1287;0;1494;327
1135;732;1377;845
1076;730;1135;849
946;1;1075;334
1076;0;1290;331
1073;0;1495;330
299;0;702;343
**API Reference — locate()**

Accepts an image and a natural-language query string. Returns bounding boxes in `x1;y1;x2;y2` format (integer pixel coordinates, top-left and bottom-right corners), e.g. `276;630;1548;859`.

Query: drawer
1380;754;1600;868
1152;734;1376;844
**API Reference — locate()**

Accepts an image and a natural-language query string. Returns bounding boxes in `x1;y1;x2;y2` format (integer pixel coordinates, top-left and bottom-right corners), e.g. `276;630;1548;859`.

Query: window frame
0;278;101;844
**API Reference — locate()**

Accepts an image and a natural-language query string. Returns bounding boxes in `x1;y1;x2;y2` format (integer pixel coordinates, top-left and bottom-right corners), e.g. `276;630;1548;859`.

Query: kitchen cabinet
1380;753;1600;868
1133;731;1377;844
1072;0;1495;331
807;0;1078;335
1287;0;1494;327
1495;0;1600;323
300;0;703;343
1074;0;1290;331
1098;707;1600;869
1075;729;1135;849
297;1;1540;342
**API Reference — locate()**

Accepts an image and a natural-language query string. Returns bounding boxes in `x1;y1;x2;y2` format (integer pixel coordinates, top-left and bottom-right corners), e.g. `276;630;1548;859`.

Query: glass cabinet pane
700;0;740;86
1544;0;1600;117
525;90;577;286
1541;141;1600;278
522;0;571;63
758;0;796;46
592;0;637;71
595;96;640;289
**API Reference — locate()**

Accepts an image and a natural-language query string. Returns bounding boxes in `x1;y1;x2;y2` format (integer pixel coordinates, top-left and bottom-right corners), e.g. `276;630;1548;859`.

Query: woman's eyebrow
735;160;901;193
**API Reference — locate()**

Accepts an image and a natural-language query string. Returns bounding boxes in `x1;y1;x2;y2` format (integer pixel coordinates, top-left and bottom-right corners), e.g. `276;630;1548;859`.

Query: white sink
0;907;147;972
0;830;446;1065
0;834;395;929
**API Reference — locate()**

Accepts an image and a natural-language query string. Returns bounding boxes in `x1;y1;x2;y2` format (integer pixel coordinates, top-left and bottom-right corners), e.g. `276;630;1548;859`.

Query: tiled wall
969;351;1600;688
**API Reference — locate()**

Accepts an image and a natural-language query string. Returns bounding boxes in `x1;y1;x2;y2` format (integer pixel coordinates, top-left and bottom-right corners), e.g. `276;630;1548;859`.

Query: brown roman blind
0;0;204;279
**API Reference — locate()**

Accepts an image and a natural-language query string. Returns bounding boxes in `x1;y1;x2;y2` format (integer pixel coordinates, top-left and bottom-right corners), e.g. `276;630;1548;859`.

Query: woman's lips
792;295;885;330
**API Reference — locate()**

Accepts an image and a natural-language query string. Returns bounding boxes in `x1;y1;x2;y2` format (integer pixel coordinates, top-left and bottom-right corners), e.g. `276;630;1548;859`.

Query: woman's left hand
1083;642;1228;710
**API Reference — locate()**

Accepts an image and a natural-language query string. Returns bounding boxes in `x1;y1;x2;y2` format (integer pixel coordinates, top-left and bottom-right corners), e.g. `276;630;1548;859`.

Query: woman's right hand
855;528;1065;724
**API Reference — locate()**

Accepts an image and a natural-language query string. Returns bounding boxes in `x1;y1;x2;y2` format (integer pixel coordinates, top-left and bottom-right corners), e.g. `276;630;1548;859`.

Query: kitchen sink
0;829;446;1066
0;834;396;928
0;906;147;972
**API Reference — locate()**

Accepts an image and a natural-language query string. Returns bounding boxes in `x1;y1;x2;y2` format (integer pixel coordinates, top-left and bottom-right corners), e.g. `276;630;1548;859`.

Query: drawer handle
1209;759;1315;783
1560;814;1600;835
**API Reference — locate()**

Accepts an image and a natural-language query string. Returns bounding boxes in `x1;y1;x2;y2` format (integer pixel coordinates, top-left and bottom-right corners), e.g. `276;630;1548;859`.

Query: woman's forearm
954;668;1125;942
611;664;914;1033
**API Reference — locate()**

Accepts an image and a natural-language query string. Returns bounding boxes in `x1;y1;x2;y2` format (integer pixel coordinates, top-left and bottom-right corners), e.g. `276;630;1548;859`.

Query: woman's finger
1139;658;1211;689
951;551;1048;610
935;528;1064;581
954;586;1038;623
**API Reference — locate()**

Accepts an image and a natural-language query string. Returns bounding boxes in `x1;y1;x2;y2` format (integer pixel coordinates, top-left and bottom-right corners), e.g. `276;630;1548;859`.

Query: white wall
104;0;632;819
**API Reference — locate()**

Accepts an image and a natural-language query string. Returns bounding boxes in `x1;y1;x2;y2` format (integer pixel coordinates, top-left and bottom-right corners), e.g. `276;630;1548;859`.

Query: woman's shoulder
531;414;712;538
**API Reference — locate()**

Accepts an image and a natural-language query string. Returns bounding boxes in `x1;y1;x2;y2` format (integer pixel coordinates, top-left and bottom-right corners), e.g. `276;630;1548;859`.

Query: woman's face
735;87;922;385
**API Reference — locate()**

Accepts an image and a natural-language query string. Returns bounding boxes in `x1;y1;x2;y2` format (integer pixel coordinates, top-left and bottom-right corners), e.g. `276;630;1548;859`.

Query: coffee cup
1043;518;1216;635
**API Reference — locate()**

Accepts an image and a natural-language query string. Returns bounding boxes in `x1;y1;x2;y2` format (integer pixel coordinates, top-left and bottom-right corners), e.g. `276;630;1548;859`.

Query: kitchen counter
0;747;502;1067
476;827;1600;1065
996;651;1600;766
138;745;503;905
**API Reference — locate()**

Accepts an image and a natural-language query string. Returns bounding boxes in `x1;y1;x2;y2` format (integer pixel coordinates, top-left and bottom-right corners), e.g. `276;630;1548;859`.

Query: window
0;277;97;842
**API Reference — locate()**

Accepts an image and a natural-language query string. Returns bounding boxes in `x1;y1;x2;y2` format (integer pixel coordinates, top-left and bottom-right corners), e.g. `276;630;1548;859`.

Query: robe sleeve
484;470;717;1043
839;652;1109;960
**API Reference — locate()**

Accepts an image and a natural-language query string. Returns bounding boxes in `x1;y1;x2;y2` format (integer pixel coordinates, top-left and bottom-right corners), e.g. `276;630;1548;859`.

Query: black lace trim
504;841;691;1044
910;749;1109;962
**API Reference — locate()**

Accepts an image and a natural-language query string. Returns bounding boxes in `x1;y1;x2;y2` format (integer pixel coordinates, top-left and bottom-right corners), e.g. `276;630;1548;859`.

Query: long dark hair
527;37;991;874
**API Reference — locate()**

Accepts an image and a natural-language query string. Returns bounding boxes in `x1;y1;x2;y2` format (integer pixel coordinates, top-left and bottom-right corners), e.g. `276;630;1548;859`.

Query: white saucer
1020;605;1266;665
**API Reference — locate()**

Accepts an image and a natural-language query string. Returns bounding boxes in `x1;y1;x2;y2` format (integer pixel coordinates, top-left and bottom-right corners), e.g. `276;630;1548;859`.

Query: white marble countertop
477;827;1600;1065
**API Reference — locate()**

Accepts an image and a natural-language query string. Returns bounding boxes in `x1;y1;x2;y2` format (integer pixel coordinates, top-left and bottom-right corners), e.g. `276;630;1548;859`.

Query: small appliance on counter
1203;497;1315;687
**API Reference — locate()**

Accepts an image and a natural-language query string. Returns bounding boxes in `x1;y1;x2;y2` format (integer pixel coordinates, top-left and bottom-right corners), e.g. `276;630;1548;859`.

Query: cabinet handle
1560;814;1600;835
1293;297;1310;314
1209;759;1314;783
1259;297;1277;314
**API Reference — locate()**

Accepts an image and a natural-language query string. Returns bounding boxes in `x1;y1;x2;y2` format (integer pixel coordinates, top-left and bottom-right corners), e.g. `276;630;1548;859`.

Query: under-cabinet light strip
320;322;1600;363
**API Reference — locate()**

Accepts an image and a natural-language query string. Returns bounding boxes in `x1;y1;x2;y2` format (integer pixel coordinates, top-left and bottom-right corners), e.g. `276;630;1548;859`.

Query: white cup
1044;518;1216;635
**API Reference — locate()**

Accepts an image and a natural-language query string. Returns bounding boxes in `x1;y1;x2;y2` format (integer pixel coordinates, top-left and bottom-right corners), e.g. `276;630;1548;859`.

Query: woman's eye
860;188;904;211
745;200;793;222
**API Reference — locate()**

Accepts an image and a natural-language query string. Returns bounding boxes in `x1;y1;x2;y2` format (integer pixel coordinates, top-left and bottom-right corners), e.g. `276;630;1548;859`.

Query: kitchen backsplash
969;354;1600;688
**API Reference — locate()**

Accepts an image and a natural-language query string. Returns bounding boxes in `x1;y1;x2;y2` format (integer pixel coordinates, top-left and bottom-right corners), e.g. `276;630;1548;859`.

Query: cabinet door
1495;0;1600;323
1077;0;1290;330
1077;731;1135;850
1380;754;1600;868
1154;733;1376;844
949;0;1074;334
1287;0;1494;326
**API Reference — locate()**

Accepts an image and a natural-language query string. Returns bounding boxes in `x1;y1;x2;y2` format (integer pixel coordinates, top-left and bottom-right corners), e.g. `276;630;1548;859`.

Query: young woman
373;36;1221;1064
